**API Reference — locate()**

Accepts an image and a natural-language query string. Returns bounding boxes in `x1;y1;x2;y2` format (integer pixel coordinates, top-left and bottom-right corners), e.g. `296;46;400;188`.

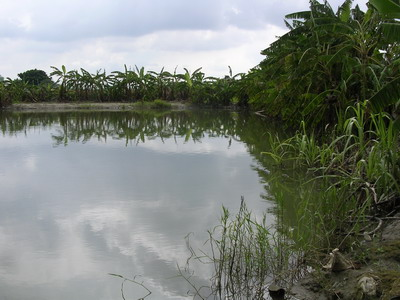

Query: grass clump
184;198;306;299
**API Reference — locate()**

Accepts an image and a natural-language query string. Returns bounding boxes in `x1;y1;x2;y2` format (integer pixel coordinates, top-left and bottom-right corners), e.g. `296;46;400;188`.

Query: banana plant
112;65;140;101
134;65;158;101
370;0;400;41
179;67;203;100
0;81;11;107
368;0;400;122
248;0;394;128
50;65;71;101
148;67;174;100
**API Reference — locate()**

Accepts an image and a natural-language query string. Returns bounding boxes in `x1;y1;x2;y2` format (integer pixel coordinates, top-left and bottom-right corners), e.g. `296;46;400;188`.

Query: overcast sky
0;0;368;79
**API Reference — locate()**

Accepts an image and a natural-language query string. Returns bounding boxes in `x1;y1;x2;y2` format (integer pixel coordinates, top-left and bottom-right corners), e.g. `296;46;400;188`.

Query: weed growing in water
182;198;307;299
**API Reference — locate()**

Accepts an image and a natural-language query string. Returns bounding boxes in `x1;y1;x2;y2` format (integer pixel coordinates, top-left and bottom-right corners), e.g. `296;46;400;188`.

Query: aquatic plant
182;199;306;299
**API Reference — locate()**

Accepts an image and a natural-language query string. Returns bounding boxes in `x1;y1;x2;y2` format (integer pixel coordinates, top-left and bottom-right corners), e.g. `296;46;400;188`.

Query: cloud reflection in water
0;111;273;299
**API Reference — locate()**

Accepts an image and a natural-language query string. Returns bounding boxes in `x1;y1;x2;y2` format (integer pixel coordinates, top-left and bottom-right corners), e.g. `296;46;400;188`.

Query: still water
0;110;277;299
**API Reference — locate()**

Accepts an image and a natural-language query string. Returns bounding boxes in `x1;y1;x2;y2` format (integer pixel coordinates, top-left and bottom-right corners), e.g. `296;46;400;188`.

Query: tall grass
263;103;399;250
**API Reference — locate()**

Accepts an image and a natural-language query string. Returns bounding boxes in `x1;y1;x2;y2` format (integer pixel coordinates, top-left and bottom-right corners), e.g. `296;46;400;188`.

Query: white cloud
0;23;286;78
0;0;368;78
11;13;33;31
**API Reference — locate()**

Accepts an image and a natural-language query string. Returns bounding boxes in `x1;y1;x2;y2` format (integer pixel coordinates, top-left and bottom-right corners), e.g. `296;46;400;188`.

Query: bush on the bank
151;99;172;109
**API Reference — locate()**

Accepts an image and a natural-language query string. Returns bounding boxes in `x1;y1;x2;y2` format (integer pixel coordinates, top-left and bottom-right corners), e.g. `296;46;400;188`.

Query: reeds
184;198;306;299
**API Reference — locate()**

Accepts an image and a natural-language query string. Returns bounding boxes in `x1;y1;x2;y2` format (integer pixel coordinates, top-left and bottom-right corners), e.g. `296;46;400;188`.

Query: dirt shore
289;217;400;300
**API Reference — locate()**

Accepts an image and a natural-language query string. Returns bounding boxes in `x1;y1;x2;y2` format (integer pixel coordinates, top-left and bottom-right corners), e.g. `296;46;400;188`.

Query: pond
0;109;282;300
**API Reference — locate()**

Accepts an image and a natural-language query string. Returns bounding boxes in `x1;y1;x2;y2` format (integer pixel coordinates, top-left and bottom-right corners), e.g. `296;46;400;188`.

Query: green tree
18;69;52;86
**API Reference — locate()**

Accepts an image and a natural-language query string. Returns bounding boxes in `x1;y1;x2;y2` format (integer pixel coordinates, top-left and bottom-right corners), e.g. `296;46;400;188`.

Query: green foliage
245;0;400;129
0;69;56;104
0;65;242;106
2;65;243;106
369;77;400;114
367;0;400;120
369;0;400;18
0;81;11;107
1;1;399;119
369;0;400;42
237;0;400;281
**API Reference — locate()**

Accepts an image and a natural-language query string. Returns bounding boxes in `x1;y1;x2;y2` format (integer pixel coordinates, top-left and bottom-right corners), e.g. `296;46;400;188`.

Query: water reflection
0;110;280;300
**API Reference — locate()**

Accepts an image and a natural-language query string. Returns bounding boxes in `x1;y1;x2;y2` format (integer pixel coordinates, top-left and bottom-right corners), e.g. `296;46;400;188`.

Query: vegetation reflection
0;110;282;151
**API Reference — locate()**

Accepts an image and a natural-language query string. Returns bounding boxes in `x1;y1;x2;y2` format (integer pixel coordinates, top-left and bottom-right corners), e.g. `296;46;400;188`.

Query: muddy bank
289;217;400;300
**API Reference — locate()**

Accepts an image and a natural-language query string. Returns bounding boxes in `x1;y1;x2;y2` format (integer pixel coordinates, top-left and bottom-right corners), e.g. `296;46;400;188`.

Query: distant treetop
18;69;52;85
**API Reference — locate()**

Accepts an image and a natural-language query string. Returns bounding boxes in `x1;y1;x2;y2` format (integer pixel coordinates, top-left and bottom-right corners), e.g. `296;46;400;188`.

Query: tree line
0;65;245;108
244;0;400;128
